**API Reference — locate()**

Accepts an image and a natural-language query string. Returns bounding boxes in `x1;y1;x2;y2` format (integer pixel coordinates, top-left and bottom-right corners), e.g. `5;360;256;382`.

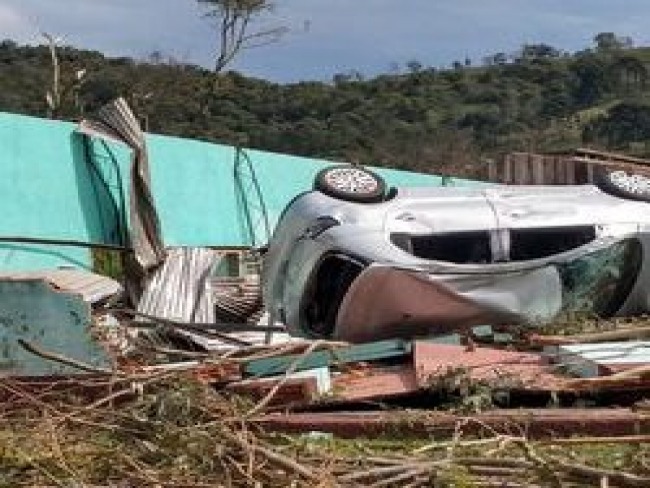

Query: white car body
263;184;650;342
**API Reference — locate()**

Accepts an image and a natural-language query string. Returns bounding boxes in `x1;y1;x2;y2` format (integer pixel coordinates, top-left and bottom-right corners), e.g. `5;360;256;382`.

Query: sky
2;0;650;83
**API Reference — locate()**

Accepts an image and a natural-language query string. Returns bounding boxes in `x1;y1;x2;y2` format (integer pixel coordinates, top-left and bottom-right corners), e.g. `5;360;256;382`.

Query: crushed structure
2;100;650;487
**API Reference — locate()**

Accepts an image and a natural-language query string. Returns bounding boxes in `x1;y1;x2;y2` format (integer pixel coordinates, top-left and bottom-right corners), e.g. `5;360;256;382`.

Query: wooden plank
556;157;566;184
572;160;586;184
254;408;650;439
587;163;595;184
531;154;545;184
503;154;512;184
513;153;529;184
575;147;650;166
543;156;556;184
487;159;498;182
572;156;650;176
521;154;529;184
565;158;575;184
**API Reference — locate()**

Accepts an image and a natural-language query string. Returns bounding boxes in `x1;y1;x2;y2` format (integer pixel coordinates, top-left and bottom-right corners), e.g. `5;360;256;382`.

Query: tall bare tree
43;33;87;119
198;0;287;72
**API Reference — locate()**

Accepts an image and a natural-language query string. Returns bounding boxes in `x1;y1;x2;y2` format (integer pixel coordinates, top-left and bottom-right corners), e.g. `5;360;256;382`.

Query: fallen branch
414;434;522;454
529;325;650;346
221;430;318;481
548;434;650;445
244;339;329;418
338;463;427;483
368;467;429;487
548;456;650;487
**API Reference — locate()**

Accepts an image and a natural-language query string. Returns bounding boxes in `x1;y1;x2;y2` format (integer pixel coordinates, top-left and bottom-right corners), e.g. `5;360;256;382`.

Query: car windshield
558;238;643;317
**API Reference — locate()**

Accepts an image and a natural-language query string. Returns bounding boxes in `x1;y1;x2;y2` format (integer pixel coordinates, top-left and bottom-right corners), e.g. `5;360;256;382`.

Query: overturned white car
263;165;650;342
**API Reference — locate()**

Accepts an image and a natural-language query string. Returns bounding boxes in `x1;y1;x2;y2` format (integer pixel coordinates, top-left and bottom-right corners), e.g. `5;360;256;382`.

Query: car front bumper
332;236;649;342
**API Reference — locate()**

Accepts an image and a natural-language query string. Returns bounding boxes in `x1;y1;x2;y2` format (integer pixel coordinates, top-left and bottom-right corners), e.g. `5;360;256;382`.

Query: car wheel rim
324;168;378;194
610;170;650;195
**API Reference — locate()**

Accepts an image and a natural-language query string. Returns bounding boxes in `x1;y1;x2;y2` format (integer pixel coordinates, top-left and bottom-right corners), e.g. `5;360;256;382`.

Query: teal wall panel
0;111;484;270
0;279;112;375
146;134;241;246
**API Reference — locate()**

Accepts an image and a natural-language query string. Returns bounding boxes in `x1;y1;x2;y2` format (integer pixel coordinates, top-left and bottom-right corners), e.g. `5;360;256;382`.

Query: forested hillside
2;34;650;176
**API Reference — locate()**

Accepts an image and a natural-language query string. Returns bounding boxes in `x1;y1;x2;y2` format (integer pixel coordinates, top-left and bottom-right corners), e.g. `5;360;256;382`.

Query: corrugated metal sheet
137;247;220;323
0;269;122;304
554;341;650;377
212;276;263;323
179;326;295;351
78;97;165;271
137;247;268;328
136;247;284;349
558;341;650;364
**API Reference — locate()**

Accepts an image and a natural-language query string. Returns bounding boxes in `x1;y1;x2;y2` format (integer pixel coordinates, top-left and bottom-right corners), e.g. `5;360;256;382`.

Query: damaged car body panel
263;184;650;342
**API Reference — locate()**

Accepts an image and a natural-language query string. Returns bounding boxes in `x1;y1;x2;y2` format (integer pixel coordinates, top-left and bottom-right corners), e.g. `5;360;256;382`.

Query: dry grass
1;371;650;487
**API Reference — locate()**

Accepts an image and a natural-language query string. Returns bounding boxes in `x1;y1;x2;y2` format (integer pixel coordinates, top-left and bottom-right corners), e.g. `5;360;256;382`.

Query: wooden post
488;159;499;182
565;158;575;184
504;154;512;184
531;154;544;184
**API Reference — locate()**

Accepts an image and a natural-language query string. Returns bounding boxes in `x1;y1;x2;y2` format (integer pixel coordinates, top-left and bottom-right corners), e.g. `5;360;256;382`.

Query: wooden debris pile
3;317;650;485
2;368;650;487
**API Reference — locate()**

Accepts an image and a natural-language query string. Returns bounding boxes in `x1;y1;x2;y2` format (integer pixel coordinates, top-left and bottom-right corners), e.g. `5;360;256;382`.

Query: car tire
314;165;386;203
594;167;650;202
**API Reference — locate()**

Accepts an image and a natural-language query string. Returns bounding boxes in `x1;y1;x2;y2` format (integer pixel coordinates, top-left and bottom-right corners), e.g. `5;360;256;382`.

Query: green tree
611;54;647;91
594;32;633;52
519;43;560;61
584;102;650;148
570;53;614;106
406;60;422;73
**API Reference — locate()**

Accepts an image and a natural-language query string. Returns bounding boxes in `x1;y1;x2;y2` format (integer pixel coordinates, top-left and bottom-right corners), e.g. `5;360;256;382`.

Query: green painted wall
0;279;112;375
0;115;118;271
0;111;482;271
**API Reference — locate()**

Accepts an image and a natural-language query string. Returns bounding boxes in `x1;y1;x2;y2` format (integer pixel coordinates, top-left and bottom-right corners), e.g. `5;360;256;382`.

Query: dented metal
264;184;650;341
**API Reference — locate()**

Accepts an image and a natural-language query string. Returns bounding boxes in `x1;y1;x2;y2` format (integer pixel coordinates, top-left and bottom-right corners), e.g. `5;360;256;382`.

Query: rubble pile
2;295;650;485
4;96;650;485
2;340;650;487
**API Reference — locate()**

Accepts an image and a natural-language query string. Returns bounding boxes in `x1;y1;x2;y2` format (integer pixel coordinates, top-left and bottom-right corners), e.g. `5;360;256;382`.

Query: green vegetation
4;33;650;176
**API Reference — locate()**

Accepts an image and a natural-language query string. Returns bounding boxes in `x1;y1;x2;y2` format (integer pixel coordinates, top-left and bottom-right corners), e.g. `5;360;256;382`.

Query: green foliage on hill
4;36;650;175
